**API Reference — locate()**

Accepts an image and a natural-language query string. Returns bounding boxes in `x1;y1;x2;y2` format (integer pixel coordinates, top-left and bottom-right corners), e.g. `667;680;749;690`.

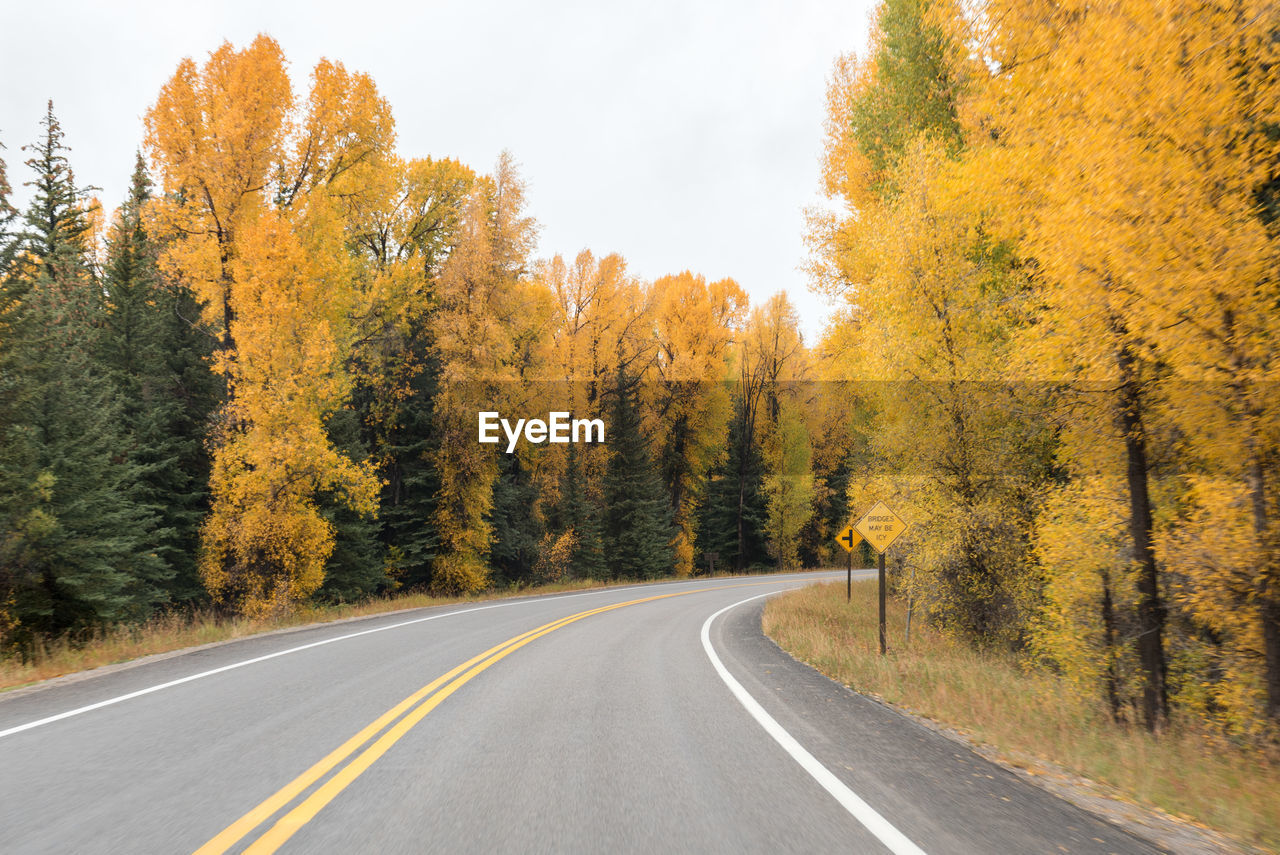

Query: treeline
0;37;851;655
810;0;1280;736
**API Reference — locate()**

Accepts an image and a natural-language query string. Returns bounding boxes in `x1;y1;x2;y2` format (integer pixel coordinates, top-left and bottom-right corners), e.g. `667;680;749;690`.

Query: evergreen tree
799;450;854;568
603;367;675;580
558;442;606;580
697;393;770;572
0;130;23;643
0;133;17;273
0;106;165;643
372;320;442;591
318;407;385;602
18;102;97;273
489;450;542;585
99;152;219;603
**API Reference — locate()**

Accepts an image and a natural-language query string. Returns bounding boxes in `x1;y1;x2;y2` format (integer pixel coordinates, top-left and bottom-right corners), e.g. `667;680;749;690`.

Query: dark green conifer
99;152;219;603
317;407;386;602
559;442;606;580
0;133;17;274
489;450;543;585
603;367;674;580
0;106;165;642
371;321;442;591
696;393;769;572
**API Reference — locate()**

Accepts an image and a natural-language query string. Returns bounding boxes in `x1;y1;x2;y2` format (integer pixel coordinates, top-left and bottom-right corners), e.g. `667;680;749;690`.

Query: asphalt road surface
0;571;1164;854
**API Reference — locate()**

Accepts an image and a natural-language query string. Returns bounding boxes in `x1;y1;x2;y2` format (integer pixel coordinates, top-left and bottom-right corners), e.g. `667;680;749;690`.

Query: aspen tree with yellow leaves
965;0;1280;731
651;271;747;574
531;249;651;580
811;0;1280;738
810;0;1052;649
145;37;390;615
739;294;818;571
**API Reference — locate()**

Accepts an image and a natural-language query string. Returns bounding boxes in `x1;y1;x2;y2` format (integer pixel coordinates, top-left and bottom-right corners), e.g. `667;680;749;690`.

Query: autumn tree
799;342;870;568
532;248;654;580
967;0;1280;729
340;155;475;591
428;152;537;594
763;401;816;570
811;0;1052;648
740;294;817;571
650;271;746;573
146;37;389;614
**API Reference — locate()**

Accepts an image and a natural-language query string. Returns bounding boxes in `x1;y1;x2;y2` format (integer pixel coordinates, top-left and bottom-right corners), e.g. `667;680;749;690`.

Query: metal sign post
853;501;908;656
878;551;887;655
834;524;862;602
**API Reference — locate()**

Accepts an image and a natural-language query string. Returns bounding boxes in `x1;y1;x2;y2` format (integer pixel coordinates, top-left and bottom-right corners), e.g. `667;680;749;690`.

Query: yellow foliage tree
814;130;1045;644
968;0;1280;727
651;271;746;574
145;36;391;614
429;152;537;594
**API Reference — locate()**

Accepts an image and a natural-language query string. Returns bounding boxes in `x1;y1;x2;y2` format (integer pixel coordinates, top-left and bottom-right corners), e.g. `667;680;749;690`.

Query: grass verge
762;580;1280;853
0;574;678;694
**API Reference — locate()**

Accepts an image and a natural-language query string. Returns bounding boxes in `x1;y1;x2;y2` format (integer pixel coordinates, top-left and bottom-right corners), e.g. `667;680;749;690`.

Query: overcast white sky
0;0;873;342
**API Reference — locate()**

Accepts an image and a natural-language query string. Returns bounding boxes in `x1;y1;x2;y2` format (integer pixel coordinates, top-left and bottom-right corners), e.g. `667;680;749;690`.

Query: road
0;571;1162;854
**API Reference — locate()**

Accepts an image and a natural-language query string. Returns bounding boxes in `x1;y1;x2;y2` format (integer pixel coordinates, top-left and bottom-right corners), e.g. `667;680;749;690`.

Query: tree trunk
1116;341;1168;732
1100;566;1122;723
1265;596;1280;720
736;459;747;573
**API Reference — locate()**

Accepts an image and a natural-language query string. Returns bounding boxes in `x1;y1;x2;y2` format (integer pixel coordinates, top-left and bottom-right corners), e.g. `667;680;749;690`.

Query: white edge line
1;573;841;740
700;589;928;855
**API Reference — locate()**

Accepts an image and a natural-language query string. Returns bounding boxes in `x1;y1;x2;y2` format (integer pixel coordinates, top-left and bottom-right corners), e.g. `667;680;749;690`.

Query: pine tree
99;152;219;603
603;367;675;580
0;132;17;273
372;319;442;591
0;129;25;644
697;393;769;572
559;442;606;580
0;106;165;643
489;451;543;585
19;102;96;272
317;407;386;603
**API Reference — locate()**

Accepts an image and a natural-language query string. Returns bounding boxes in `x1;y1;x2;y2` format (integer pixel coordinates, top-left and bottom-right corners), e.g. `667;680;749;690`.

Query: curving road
0;572;1161;854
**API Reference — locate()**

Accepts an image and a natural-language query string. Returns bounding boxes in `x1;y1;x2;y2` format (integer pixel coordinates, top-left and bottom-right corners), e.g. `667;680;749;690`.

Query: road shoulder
729;599;1253;855
713;599;1177;855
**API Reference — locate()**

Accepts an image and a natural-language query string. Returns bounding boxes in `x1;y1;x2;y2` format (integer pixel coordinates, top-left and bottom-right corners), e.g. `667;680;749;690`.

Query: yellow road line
198;576;826;854
192;614;579;855
199;587;707;854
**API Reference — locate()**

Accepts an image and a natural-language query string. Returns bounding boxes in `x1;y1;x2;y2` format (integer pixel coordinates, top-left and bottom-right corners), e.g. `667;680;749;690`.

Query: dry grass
763;580;1280;852
0;575;657;694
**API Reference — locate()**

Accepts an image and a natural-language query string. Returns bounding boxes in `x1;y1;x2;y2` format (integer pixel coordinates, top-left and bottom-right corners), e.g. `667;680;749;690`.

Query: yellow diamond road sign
854;501;908;554
835;524;862;553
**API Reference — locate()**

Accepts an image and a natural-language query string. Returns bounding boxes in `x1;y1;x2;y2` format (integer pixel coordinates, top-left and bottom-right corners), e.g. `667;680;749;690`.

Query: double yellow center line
195;585;735;854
